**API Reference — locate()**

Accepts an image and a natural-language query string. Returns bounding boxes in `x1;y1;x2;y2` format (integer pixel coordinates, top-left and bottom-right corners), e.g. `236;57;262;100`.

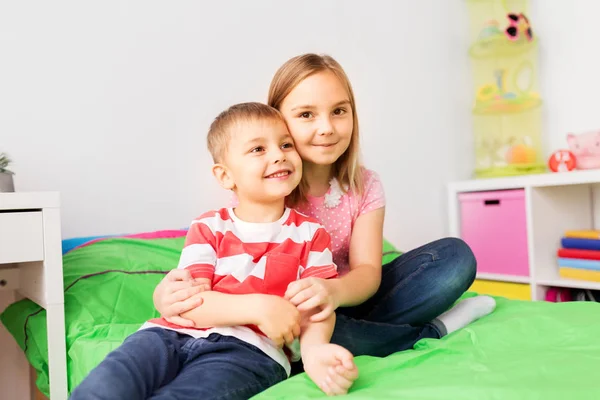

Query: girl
154;54;495;374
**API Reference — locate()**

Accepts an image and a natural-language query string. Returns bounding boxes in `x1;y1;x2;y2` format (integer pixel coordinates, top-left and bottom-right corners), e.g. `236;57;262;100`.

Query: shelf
448;169;600;193
469;36;538;60
476;272;530;284
474;163;546;179
472;96;542;116
448;171;600;300
537;279;600;292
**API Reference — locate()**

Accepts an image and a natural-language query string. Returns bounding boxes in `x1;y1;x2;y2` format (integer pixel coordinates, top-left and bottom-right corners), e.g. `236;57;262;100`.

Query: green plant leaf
0;152;14;174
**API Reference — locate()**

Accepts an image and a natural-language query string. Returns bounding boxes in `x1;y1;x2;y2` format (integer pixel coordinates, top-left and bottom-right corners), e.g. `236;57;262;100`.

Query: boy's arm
180;291;264;328
299;311;358;396
293;224;358;395
177;220;217;282
299;310;335;353
182;291;301;348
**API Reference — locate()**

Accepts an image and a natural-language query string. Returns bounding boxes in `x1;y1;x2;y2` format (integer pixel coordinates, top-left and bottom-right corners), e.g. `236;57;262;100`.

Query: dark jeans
69;328;287;400
331;237;476;357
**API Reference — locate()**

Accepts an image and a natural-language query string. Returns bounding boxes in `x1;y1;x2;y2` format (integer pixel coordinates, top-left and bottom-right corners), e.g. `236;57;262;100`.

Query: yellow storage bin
469;279;531;300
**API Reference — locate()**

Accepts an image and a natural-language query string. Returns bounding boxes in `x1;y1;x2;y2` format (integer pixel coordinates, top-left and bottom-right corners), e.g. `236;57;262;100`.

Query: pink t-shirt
294;168;385;275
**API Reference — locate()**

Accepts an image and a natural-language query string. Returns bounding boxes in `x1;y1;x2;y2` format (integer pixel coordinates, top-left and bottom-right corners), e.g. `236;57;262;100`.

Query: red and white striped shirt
141;207;338;375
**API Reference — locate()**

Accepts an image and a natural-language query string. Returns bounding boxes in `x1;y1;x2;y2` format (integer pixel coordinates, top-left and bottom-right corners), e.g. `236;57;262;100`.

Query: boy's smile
264;169;292;179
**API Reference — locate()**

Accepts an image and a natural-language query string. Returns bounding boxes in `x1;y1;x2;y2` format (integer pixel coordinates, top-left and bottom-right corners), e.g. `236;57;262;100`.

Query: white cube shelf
448;169;600;301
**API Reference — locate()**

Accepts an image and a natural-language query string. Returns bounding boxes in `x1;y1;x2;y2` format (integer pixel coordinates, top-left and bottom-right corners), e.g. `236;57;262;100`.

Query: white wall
0;0;473;251
530;1;600;154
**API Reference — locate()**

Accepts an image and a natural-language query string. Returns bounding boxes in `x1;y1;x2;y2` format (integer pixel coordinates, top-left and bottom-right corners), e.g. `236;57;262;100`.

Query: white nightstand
0;192;67;400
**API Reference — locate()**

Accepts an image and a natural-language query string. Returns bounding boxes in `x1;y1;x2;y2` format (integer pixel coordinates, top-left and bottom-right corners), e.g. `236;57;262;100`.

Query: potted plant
0;152;15;192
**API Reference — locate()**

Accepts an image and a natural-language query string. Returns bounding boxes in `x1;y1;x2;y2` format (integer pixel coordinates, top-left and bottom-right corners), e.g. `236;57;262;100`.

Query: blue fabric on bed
61;228;190;255
61;235;115;255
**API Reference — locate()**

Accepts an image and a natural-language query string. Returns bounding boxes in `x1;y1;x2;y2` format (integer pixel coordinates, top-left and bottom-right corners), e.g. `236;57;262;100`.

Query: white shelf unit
475;272;531;284
448;169;600;301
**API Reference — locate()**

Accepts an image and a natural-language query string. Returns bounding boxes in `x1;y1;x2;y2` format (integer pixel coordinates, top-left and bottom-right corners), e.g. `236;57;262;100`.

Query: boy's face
215;118;302;203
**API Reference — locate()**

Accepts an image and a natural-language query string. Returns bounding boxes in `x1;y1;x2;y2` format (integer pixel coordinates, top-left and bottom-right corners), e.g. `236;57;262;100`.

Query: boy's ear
212;163;235;190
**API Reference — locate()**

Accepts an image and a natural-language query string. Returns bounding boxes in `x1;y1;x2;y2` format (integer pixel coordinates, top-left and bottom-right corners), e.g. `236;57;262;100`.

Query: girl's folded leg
329;237;495;357
330;313;444;357
349;237;478;325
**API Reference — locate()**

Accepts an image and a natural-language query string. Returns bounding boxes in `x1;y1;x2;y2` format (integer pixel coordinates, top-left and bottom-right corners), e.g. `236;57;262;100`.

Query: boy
69;103;358;400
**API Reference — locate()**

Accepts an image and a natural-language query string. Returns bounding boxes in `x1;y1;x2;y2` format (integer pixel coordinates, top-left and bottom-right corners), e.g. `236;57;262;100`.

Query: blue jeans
330;237;476;358
69;328;287;400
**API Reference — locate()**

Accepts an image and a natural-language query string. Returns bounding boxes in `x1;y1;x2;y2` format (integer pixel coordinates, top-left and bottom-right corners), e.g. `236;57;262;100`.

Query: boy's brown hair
207;102;285;163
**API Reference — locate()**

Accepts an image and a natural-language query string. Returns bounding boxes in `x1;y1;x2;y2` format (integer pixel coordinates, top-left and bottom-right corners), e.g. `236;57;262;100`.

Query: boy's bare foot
302;343;358;396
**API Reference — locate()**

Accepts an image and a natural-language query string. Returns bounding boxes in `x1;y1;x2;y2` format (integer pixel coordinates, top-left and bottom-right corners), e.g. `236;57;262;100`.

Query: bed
1;231;599;399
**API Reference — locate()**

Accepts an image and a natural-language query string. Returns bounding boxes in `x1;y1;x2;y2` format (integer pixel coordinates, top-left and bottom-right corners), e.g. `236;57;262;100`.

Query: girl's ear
212;163;236;191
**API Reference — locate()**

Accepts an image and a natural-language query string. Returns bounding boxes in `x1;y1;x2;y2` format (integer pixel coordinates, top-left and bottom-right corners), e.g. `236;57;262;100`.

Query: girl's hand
153;269;207;327
284;278;339;322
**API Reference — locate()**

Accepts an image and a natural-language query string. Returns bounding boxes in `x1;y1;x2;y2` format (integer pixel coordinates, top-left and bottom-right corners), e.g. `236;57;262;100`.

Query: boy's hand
285;278;339;322
303;344;358;396
256;296;301;348
153;269;208;327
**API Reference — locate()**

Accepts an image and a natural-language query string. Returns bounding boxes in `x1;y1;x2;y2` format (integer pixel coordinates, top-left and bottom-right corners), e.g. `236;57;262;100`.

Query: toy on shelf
467;0;545;179
566;130;600;170
469;12;537;59
506;136;537;164
473;65;541;115
545;287;600;302
545;287;573;302
478;135;538;170
505;13;533;42
547;150;576;173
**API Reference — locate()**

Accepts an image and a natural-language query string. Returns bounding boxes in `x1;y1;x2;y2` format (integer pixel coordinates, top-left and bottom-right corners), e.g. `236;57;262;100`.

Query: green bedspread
256;295;600;399
1;235;599;399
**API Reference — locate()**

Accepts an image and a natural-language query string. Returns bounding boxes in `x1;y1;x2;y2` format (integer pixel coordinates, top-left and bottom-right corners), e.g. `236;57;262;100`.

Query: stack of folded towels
558;230;600;282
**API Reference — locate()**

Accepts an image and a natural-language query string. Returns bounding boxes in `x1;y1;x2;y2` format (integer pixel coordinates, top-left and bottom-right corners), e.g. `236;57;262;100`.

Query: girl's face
279;70;354;167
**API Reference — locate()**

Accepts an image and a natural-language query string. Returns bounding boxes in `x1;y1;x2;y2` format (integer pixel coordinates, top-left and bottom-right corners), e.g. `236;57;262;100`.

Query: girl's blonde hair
268;53;364;206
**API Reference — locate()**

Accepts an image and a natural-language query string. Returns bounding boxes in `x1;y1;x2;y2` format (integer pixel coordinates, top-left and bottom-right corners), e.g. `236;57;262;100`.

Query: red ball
548;150;576;172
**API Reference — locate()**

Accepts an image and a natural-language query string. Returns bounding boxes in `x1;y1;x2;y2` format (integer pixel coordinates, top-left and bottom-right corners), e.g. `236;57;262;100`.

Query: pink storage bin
459;189;529;277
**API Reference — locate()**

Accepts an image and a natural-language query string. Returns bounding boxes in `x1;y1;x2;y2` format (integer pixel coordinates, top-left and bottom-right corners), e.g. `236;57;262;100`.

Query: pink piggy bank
567;130;600;170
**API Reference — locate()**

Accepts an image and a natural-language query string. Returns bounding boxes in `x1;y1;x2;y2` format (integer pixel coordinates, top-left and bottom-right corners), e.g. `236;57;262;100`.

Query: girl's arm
328;207;385;307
